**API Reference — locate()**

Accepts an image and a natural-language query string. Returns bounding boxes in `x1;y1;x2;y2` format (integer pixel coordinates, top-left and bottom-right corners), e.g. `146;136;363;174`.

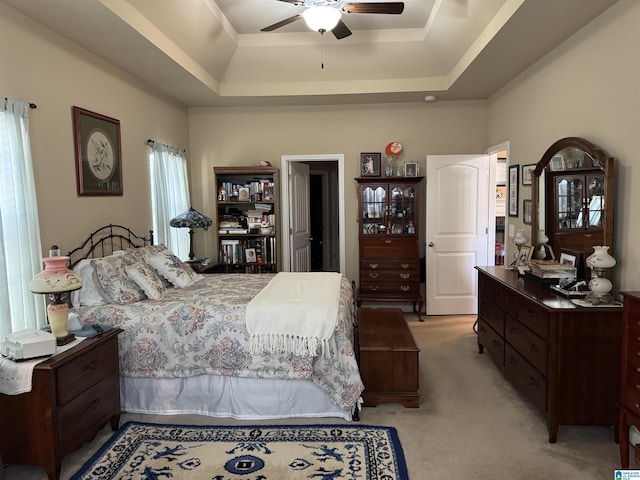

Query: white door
426;154;490;315
290;162;311;272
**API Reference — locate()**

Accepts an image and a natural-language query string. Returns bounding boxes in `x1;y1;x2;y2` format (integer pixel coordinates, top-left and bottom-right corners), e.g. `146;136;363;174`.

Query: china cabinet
214;166;279;273
355;177;424;319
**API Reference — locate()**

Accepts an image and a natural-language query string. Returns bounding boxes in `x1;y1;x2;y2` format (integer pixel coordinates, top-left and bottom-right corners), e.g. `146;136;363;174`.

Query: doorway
281;154;346;274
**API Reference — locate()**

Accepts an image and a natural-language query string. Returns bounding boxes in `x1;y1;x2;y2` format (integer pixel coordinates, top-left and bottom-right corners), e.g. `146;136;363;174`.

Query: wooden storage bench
359;307;420;408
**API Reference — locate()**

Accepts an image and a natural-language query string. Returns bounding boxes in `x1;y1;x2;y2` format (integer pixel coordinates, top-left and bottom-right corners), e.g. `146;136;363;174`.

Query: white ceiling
2;0;619;107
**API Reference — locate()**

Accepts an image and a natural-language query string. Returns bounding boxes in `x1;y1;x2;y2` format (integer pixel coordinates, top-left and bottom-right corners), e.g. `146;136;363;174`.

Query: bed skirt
120;374;354;421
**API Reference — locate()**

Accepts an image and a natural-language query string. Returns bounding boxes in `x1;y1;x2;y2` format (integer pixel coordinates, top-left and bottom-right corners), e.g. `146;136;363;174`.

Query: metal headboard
67;224;154;268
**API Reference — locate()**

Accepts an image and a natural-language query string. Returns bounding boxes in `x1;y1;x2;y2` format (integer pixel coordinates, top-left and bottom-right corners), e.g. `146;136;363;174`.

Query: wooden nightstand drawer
359;281;420;296
57;338;118;405
58;371;120;454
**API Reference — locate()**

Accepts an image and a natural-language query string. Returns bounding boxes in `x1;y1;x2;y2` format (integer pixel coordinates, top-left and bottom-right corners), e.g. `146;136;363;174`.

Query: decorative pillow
92;254;146;304
143;251;200;288
70;259;111;308
128;245;174;288
125;262;166;300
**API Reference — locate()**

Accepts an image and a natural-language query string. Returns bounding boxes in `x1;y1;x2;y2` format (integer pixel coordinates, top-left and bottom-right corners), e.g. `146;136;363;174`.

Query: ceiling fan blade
260;14;303;32
332;20;352;39
276;0;303;3
342;2;405;14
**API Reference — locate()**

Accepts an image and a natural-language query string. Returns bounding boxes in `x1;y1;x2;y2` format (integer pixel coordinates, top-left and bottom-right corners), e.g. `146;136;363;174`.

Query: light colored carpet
3;314;624;479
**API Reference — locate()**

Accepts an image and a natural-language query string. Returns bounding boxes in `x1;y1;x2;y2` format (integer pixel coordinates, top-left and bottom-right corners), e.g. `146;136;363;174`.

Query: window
0;98;45;338
149;142;190;260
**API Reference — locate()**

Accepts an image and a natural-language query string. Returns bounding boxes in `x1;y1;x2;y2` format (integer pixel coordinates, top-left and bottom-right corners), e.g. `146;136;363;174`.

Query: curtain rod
146;138;186;153
3;97;37;109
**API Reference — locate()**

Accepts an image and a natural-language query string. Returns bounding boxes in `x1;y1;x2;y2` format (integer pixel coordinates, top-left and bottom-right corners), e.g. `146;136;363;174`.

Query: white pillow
144;252;200;288
92;254;146;304
70;259;111;308
125;262;166;300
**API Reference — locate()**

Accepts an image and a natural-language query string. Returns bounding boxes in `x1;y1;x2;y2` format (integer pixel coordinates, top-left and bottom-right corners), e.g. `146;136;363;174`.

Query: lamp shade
512;229;529;246
302;6;341;33
29;256;82;294
169;207;212;231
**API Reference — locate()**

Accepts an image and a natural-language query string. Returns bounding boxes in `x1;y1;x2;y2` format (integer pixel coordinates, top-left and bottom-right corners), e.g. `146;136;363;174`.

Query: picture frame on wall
360;152;381;177
73;106;123;196
523;199;532;224
522;164;535;186
508;165;519;217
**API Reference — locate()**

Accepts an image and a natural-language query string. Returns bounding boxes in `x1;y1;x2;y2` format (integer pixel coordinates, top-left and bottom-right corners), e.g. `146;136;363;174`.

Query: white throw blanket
246;272;342;358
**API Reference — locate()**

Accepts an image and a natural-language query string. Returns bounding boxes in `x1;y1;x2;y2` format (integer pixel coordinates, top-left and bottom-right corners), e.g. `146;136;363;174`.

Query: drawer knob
636;384;640;391
400;285;410;292
529;344;540;353
384;240;392;244
509;326;518;334
400;263;409;269
529;376;541;388
400;273;410;279
369;263;379;269
369;273;378;279
492;340;499;347
368;285;378;291
81;360;97;372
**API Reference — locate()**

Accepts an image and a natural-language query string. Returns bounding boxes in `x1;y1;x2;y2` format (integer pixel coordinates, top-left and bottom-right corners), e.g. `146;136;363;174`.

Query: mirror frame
531;136;614;256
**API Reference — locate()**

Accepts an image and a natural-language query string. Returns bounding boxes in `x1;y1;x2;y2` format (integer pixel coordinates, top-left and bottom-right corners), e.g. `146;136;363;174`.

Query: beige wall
188;102;488;281
3;0;637;291
487;0;640;291
0;4;189;256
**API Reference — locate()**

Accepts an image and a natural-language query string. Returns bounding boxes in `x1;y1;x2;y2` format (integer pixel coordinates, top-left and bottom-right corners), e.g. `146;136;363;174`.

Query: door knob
428;242;434;247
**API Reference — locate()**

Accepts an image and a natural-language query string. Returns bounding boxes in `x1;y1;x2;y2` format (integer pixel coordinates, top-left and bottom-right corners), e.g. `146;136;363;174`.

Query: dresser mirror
531;137;614;273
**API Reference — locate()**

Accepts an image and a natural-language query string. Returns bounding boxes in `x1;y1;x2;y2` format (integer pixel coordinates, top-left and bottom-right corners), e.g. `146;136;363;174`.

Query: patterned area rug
71;421;409;480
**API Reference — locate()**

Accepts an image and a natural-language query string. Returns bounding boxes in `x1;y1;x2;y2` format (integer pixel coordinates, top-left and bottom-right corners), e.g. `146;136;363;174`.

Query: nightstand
0;328;122;480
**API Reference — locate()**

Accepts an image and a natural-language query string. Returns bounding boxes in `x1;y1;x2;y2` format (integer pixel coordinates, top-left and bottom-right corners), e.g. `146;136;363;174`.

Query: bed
67;225;363;421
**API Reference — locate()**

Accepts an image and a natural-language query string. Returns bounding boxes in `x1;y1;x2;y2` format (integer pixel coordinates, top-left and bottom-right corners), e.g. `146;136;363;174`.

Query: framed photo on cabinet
404;162;418;177
360;152;381;177
508;165;519;217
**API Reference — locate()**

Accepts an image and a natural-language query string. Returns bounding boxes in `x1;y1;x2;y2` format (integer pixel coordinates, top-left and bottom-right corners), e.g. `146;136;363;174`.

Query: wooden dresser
355;177;424;319
618;291;640;467
476;266;622;443
0;329;122;480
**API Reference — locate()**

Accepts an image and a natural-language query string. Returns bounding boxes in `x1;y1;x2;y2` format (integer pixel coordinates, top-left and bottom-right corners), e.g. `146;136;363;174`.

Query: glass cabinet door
361;185;386;235
555;173;604;231
389;185;416;235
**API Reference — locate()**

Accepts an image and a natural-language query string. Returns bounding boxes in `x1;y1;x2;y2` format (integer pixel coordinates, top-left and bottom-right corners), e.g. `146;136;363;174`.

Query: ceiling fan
260;0;405;40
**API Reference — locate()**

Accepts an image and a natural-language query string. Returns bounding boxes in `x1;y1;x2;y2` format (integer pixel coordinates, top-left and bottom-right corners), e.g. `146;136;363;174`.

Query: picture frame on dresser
73;106;123;196
360;152;381;177
404;162;418;177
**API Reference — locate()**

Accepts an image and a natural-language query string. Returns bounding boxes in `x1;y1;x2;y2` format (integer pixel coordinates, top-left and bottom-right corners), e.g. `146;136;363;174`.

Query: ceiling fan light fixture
302;6;341;33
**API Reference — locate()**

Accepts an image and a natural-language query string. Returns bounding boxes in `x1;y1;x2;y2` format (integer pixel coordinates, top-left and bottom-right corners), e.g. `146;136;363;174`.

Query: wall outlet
508;224;515;238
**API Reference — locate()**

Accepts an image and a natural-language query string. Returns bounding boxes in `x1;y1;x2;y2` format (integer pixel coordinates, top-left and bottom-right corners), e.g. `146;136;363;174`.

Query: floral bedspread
75;274;363;411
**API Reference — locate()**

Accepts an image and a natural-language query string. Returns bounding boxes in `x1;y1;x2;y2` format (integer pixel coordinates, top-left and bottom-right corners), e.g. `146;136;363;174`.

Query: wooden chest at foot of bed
359;307;420;408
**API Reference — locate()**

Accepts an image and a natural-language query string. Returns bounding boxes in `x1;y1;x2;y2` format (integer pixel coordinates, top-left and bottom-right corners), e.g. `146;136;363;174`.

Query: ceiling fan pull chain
321;46;325;70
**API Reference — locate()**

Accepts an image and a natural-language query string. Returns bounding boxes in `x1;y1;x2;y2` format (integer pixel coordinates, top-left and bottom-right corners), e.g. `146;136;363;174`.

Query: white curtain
149;141;190;260
0;98;45;338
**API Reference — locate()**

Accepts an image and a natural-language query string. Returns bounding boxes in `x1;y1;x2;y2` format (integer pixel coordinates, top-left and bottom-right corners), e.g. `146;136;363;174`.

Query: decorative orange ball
385;142;403;156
